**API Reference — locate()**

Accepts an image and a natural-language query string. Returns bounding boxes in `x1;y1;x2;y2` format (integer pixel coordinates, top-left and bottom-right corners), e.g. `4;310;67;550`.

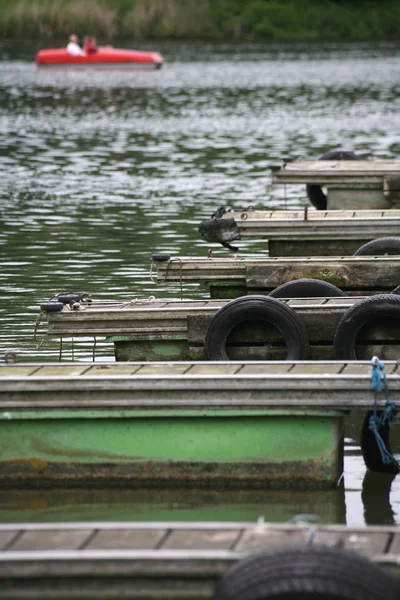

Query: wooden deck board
0;522;399;600
1;361;399;410
87;529;168;550
11;529;93;551
154;255;400;293
272;160;400;184
313;528;389;555
198;209;400;254
163;529;239;550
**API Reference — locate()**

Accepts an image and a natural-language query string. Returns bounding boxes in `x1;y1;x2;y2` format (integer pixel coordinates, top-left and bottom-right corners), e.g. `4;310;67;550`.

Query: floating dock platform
153;254;400;298
1;360;399;488
0;521;399;599
272;160;400;210
41;296;400;361
198;209;400;255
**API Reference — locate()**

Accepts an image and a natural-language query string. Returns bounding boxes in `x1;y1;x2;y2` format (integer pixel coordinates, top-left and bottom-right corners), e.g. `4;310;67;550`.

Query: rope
369;356;399;467
33;311;47;349
158;258;183;300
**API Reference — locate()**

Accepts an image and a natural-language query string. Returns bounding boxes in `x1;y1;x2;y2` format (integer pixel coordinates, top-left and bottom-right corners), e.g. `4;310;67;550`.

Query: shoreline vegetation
1;0;400;43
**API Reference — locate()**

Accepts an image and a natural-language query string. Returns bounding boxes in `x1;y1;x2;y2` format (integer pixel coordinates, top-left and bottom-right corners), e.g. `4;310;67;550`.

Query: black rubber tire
212;546;400;600
334;294;400;360
268;278;346;298
306;150;361;210
57;294;82;304
392;284;400;295
205;295;308;361
40;302;65;312
152;253;171;262
353;237;400;256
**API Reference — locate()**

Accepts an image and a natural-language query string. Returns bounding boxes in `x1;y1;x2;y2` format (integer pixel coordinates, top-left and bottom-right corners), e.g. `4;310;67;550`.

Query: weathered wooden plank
0;366;40;378
163;529;240;550
154;256;400;293
11;529;93;551
314;527;389;556
289;363;343;374
234;526;311;551
272;160;400;185
33;365;91;377
84;364;143;375
238;363;295;374
86;528;168;550
1;361;400;411
185;364;241;375
389;533;400;554
0;531;19;551
199;209;400;254
1;523;399;600
134;364;190;375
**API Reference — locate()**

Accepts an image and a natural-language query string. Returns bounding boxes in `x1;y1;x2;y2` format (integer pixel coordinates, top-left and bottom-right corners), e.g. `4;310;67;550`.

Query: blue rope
369;357;398;466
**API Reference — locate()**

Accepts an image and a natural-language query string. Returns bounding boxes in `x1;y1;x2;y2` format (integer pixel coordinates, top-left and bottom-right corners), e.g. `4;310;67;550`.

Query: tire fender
212;546;400;600
205;295;308;361
353;237;400;256
334;294;400;360
307;149;362;210
268;278;345;298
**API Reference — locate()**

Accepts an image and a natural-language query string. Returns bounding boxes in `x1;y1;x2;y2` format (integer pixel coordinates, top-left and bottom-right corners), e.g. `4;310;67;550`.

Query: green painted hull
0;409;344;488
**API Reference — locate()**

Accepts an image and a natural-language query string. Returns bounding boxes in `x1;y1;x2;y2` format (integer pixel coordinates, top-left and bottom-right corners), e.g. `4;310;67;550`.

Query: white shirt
67;42;85;57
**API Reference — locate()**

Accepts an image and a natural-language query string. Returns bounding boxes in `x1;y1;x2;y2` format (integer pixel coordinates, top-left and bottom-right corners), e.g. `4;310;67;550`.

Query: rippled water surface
1;40;400;524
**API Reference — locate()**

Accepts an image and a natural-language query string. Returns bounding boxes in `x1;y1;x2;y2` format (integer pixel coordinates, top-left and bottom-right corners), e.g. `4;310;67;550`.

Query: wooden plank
185;364;241;375
227;209;400;221
389;532;400;554
10;529;93;551
1;361;400;411
272;160;400;185
0;366;40;377
33;365;91;377
341;363;374;374
235;526;311;551
314;528;390;556
0;531;19;550
134;364;190;375
238;364;293;374
289;363;342;374
86;529;168;550
163;529;240;550
154;256;400;292
84;364;143;376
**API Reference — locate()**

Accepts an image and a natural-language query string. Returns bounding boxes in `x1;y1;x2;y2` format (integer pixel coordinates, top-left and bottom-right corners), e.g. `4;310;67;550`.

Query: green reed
1;0;400;42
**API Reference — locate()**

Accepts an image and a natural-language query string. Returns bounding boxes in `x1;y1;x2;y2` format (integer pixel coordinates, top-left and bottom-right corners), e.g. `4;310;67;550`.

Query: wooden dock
271;160;400;210
153;254;400;298
41;296;400;361
272;160;400;183
198;209;400;255
1;360;399;487
0;521;399;599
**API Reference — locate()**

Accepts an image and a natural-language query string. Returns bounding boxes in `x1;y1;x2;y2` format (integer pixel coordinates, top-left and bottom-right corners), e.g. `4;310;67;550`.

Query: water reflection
0;486;346;524
362;471;396;526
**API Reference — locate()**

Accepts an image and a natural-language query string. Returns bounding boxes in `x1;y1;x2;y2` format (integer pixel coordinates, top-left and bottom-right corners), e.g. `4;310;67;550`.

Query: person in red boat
84;36;97;54
66;34;85;57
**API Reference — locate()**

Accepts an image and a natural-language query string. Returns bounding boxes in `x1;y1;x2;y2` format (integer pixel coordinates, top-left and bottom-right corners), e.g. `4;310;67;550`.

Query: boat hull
36;47;163;68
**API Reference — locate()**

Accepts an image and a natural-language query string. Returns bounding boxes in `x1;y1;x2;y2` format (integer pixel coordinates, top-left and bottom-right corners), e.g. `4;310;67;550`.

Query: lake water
1;40;400;525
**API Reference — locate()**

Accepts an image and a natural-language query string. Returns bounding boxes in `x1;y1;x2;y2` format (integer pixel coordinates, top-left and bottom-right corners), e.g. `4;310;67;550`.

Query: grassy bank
1;0;400;42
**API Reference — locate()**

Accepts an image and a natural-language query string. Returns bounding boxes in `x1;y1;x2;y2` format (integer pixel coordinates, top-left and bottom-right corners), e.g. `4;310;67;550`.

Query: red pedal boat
36;47;164;69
